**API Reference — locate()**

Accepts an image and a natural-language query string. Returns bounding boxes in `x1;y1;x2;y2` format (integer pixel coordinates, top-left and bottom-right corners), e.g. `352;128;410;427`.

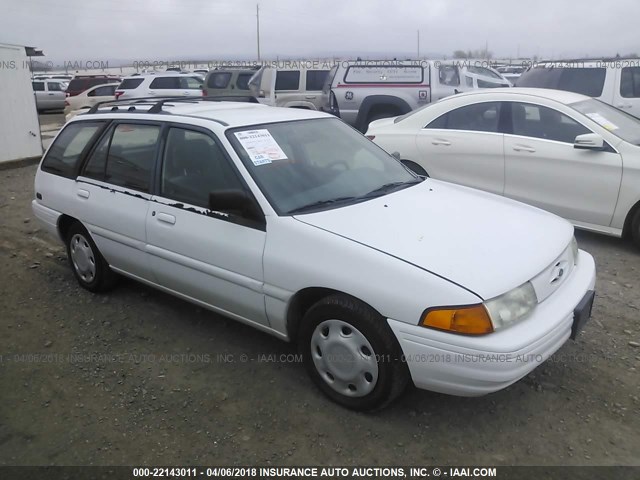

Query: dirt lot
1;164;639;467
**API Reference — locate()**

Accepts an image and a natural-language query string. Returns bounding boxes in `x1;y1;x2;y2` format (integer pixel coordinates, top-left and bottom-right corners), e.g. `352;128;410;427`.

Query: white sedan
64;83;120;120
367;87;640;247
33;101;595;410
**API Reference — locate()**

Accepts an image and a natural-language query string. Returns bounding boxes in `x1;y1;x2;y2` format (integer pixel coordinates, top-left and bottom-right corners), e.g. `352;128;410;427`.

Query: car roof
77;101;330;128
451;87;590;105
123;72;201;79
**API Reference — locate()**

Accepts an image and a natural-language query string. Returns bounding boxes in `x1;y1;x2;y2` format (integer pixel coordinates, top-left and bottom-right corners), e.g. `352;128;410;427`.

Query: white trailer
0;43;43;165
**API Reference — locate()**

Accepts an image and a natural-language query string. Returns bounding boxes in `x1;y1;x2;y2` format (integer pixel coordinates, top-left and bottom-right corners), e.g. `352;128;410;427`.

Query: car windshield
569;98;640;146
226;118;421;215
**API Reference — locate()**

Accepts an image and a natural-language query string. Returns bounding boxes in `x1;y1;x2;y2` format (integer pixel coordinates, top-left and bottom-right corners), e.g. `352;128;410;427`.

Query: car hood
294;179;573;300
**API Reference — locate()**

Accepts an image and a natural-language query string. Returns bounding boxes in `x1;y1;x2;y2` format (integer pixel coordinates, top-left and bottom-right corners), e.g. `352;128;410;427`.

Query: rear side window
516;67;606;97
66;79;86;92
41;122;105;177
47;82;63;92
90;85;117;97
426;102;501;133
275;71;300;91
438;65;460;86
32;82;44;91
306;70;329;91
207;72;232;89
179;76;203;89
104;124;160;192
119;78;144;89
236;73;253;90
150;77;180;89
620;67;640;98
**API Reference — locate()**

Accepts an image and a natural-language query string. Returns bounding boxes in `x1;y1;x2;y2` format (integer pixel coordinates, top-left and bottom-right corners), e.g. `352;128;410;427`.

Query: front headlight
420;282;539;335
570;236;579;265
484;281;537;330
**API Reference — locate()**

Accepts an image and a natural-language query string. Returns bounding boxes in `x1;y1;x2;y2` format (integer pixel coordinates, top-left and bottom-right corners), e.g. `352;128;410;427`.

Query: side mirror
574;133;605;151
208;190;262;221
391;151;401;160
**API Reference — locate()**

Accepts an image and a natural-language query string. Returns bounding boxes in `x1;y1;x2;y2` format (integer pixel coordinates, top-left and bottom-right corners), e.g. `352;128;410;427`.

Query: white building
0;43;43;165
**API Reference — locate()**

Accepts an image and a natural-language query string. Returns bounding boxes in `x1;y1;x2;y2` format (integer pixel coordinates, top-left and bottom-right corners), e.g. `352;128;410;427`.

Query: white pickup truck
320;60;510;131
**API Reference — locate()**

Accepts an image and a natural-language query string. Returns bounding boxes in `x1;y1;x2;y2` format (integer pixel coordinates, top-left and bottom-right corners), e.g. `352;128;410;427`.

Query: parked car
248;65;330;110
65;75;122;97
64;83;119;119
32;79;67;111
115;73;203;100
321;60;511;131
516;59;640;118
366;87;640;246
32;98;595;410
202;67;259;97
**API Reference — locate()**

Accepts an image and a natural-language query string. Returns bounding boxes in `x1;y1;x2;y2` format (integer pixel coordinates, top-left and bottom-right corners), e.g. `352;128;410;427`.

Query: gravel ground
0;164;639;467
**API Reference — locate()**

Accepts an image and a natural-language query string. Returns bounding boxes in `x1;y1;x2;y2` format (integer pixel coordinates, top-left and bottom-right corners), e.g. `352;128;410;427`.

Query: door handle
513;145;536;153
432;139;451;146
77;189;90;199
305;95;316;99
157;212;176;225
48;93;54;96
617;104;632;109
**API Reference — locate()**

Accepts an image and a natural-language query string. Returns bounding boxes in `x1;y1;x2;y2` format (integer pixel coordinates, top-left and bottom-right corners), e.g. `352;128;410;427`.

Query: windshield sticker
234;129;288;166
585;113;619;131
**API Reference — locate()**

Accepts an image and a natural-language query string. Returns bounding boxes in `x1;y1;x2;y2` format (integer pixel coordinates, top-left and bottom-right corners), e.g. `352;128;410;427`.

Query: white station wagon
32;98;596;410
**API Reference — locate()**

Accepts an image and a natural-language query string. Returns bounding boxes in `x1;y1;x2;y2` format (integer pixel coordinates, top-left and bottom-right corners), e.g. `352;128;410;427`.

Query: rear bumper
388;250;596;396
31;200;63;242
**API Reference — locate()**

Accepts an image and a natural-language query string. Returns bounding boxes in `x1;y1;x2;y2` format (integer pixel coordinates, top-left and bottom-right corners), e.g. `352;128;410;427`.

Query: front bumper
388;250;596;397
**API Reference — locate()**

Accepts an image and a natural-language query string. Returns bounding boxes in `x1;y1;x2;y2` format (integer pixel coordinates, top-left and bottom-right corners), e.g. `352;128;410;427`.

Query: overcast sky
2;0;639;63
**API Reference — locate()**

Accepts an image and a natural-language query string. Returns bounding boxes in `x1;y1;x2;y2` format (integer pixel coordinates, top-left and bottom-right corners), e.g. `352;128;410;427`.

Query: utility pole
417;30;420;58
256;4;261;61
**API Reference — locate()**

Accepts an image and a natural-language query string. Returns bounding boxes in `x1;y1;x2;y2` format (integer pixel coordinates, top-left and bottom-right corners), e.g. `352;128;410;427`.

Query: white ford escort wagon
32;97;596;410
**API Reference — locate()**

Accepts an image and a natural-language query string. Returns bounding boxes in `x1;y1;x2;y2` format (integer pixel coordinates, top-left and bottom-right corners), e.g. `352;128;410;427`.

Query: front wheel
298;294;409;411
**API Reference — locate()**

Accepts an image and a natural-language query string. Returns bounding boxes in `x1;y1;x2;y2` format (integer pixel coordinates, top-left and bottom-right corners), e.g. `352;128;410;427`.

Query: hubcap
310;319;379;397
70;233;96;283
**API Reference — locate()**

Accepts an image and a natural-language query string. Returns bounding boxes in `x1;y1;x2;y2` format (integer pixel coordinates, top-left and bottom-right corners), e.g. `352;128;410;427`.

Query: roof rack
87;95;260;114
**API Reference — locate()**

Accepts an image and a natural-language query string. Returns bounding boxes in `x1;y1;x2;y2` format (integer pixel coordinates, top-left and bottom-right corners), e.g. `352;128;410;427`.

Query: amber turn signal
421;304;494;335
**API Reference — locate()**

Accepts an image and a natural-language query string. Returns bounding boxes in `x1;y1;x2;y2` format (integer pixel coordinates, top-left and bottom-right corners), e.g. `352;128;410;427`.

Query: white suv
115;73;203;100
32;97;595;410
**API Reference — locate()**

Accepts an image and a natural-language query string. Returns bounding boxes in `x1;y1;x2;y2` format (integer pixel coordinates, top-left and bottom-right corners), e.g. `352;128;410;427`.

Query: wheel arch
622;198;640;238
57;214;80;242
355;95;412;132
286;287;382;343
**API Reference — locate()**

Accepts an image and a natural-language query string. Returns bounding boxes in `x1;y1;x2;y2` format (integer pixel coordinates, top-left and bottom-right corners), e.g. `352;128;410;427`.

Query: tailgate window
118;78;144;89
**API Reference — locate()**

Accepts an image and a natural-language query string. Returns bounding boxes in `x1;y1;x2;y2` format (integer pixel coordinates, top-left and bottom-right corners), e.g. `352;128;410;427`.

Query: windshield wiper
288;196;359;214
360;178;423;199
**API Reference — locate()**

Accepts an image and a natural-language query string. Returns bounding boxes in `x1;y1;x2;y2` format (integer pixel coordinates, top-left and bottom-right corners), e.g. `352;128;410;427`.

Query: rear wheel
298;294;409;411
66;222;118;292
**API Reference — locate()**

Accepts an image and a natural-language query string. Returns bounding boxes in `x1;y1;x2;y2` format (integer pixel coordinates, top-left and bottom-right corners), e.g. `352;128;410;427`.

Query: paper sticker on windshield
586;113;619;131
234;129;288;166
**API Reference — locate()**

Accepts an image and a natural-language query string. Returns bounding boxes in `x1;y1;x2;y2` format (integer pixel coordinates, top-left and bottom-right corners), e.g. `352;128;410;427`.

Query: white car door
145;126;268;325
503;102;622;227
86;84;118;106
46;81;66;110
614;66;640;119
415;101;505;194
75;121;161;281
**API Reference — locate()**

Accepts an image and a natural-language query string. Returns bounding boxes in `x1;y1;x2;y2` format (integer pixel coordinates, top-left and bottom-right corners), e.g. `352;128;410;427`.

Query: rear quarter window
118;78;144;89
41;122;105;177
207;72;232;89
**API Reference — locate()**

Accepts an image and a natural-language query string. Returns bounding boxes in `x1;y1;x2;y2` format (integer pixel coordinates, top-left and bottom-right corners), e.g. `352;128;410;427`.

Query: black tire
298;294;409;411
630;209;640;249
65;222;118;293
401;159;429;177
